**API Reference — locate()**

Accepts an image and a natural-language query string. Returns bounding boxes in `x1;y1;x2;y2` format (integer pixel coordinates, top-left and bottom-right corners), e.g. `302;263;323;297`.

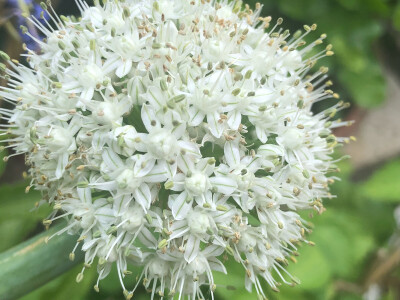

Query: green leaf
313;209;375;264
310;225;352;277
298;208;375;281
0;222;84;300
20;264;96;300
336;0;361;11
393;3;400;31
361;159;400;202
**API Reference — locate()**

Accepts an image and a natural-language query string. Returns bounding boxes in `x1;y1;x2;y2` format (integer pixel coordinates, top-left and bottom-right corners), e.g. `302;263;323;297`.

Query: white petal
81;87;94;100
255;126;268;143
127;77;145;105
258;144;285;158
177;153;194;174
177;141;201;158
116;59;132;78
62;80;81;92
188;106;205;126
146;86;165;110
102;148;124;171
102;55;120;74
166;160;177;178
55;152;68;179
92;129;107;151
170;173;185;191
244;156;261;172
131;133;147;152
134;183;152;210
184;235;200;263
144;163;168;182
141;104;160;132
170;120;186;139
113;194;132;216
99;263;112;279
82;238;98;251
224;141;240;167
170;191;192;220
95;207;115;227
169;221;189;240
209;177;237;195
164;20;178;42
202;245;224;257
77;187;92;203
245;272;254;292
133;155;155;177
208;257;227;274
207;111;224;138
138;226;157;249
213;206;237;223
227;110;241;130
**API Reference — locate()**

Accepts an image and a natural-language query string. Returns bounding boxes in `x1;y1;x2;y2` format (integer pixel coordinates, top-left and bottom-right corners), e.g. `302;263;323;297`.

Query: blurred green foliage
361;159;400;202
0;182;50;252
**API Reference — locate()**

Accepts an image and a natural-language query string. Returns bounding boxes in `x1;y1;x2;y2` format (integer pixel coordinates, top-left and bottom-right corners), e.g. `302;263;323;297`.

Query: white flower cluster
0;0;352;299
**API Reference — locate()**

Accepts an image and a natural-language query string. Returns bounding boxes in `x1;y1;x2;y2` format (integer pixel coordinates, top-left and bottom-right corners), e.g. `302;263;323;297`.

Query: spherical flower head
0;0;353;299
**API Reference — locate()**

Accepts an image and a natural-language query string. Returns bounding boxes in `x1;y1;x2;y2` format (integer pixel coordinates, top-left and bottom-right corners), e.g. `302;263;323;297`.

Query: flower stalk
0;223;83;300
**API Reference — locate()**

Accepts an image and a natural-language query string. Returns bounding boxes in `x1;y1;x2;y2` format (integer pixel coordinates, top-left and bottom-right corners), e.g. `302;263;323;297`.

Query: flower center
280;128;305;150
185;172;209;196
80;211;95;229
122;204;144;232
146;128;177;159
95;102;121;125
237;169;255;190
49;128;74;151
148;258;170;277
237;232;257;252
185;257;207;276
187;211;210;234
81;63;103;87
116;169;142;190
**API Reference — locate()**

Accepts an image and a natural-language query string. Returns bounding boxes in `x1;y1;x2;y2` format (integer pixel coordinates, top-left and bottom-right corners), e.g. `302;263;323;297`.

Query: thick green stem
0;223;84;300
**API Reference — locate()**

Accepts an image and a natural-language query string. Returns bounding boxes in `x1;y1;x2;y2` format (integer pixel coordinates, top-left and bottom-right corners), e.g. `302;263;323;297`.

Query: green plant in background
1;0;400;299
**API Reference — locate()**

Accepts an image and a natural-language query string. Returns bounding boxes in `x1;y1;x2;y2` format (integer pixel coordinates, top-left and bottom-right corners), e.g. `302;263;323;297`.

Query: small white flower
187;210;211;235
277;127;306;150
145;127;178;160
185;172;209;196
120;203;145;232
